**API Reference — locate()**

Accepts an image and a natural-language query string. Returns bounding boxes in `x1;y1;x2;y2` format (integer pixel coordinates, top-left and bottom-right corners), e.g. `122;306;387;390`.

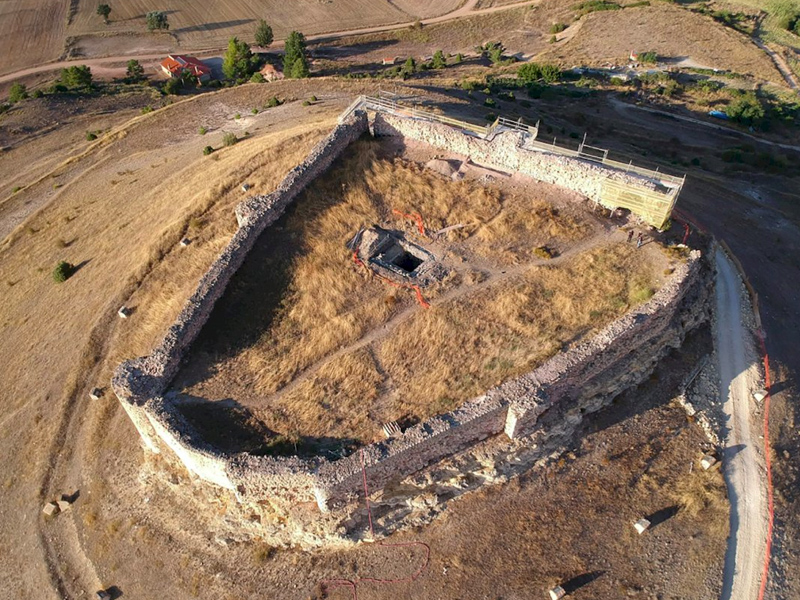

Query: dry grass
177;139;659;446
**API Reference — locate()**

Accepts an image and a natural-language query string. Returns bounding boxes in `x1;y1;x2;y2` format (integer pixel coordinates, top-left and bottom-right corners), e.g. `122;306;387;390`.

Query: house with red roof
160;55;212;83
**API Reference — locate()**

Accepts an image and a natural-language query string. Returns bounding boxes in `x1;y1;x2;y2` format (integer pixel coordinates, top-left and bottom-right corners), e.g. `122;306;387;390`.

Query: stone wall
372;112;668;204
112;103;710;519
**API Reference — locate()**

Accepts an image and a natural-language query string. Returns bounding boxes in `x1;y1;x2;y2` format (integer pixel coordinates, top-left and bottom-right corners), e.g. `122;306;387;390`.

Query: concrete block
96;591;112;600
752;389;767;402
117;306;130;319
89;388;103;400
241;183;250;192
42;502;59;516
700;454;717;470
180;238;192;247
633;518;651;534
549;586;566;599
57;500;72;512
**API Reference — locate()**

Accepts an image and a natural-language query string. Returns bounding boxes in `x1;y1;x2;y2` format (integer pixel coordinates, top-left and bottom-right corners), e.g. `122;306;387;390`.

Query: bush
250;72;265;83
203;145;214;155
52;261;74;283
549;35;557;44
141;106;153;114
146;11;169;31
484;112;497;121
454;53;463;64
639;51;658;64
431;50;447;69
234;113;241;119
309;95;317;102
126;59;145;82
518;62;561;83
60;65;92;90
163;77;181;95
8;83;27;103
222;132;237;146
199;126;207;135
726;92;765;125
31;89;44;99
533;246;555;259
574;0;621;15
266;96;283;108
550;22;568;33
484;98;496;107
85;131;97;141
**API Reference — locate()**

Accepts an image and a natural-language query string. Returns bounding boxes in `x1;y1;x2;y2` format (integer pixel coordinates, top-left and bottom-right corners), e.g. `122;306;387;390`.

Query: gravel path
715;248;768;600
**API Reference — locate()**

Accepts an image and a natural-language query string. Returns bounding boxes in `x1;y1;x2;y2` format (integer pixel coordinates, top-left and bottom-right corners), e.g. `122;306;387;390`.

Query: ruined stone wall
372;112;663;203
111;110;370;482
112;104;710;519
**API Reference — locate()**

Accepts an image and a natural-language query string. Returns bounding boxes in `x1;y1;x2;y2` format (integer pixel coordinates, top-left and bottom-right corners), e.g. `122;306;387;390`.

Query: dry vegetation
175;139;664;447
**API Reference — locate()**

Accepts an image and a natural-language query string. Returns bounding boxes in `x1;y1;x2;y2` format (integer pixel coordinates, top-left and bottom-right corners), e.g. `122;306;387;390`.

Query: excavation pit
356;227;440;285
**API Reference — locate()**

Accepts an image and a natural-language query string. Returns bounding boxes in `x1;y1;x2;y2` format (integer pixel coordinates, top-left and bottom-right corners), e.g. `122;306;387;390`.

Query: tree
97;3;111;23
476;41;506;64
726;92;765;125
255;19;273;48
146;11;169;31
52;261;74;283
431;50;447;69
163;77;181;95
126;59;144;81
8;83;27;103
60;65;93;90
399;56;416;78
222;37;259;80
283;31;310;79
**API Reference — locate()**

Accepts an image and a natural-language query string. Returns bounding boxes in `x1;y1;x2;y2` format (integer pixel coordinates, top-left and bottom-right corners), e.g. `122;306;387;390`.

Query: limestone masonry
112;100;710;516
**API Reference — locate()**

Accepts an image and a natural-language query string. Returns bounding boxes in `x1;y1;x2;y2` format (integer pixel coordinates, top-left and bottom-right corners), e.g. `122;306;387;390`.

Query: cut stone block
752;389;768;402
96;591;112;600
117;306;130;319
180;238;191;247
700;454;718;470
57;500;72;512
549;585;567;599
42;502;59;516
241;183;250;192
89;388;103;400
634;518;651;534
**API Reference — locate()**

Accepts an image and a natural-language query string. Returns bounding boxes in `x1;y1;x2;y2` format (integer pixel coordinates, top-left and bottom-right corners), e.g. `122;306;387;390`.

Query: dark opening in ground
392;250;423;273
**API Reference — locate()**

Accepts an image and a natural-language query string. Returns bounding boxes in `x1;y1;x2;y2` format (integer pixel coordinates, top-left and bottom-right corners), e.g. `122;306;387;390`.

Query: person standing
627;230;634;244
636;233;644;248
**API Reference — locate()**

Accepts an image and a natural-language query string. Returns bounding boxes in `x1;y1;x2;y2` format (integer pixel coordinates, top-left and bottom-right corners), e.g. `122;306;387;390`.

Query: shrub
8;83;27;103
533;246;555;259
518;62;561;83
454;53;463;63
639;51;658;64
266;96;282;108
302;100;310;106
163;77;181;95
60;65;92;90
234;113;241;119
550;22;568;33
484;98;496;107
203;145;214;155
309;95;317;102
574;0;621;15
549;35;557;44
250;72;265;83
199;126;207;135
726;92;765;125
255;19;274;48
52;261;74;283
146;11;169;31
141;106;153;114
31;89;44;99
484;112;497;121
431;50;447;69
85;131;97;141
222;132;237;147
251;107;259;114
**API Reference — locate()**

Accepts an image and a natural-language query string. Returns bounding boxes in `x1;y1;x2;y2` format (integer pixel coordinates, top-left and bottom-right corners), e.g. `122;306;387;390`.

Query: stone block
57;500;72;512
117;306;130;319
180;238;191;247
89;388;103;400
42;502;59;516
752;389;767;402
549;586;566;599
700;454;717;470
96;590;112;600
633;518;651;534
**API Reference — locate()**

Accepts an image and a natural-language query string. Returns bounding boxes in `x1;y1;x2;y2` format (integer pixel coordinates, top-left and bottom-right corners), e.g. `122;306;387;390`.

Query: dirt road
715;248;768;600
753;39;800;93
0;0;535;85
